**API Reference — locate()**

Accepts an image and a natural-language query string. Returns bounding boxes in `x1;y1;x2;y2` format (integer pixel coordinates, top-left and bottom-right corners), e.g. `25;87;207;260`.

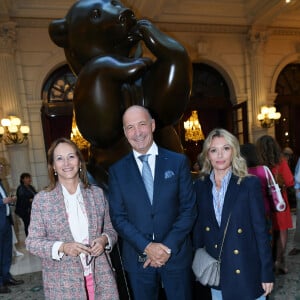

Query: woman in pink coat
26;138;119;300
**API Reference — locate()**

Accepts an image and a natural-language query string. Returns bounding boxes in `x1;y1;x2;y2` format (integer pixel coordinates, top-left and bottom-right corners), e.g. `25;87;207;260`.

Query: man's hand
143;242;171;268
3;196;16;204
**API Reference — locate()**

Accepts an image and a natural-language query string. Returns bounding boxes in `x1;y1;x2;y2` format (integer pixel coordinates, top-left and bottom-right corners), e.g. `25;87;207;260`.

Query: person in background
282;147;297;210
12;225;23;257
0;163;24;294
256;135;294;274
26;138;119;300
240;143;274;243
193;128;274;300
282;147;296;173
109;105;197;300
288;157;300;256
15;173;37;236
193;161;201;173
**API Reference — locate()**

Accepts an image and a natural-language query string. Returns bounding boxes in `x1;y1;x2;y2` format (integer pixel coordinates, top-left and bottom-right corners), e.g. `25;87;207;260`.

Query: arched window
41;65;90;156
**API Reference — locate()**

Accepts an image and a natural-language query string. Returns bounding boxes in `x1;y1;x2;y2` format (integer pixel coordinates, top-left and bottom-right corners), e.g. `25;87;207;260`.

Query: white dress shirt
133;142;158;178
0;184;9;216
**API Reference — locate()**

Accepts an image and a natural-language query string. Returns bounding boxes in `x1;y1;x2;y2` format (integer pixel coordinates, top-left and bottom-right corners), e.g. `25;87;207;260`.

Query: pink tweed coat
26;183;119;300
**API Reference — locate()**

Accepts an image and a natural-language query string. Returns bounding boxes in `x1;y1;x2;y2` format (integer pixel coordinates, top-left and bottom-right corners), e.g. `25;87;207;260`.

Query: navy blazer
193;174;274;300
109;147;197;272
0;182;11;228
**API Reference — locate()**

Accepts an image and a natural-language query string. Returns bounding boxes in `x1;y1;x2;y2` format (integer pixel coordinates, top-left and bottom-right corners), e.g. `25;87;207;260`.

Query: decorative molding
156;23;248;34
0;22;17;53
271;27;300;36
247;27;269;54
9;15;300;37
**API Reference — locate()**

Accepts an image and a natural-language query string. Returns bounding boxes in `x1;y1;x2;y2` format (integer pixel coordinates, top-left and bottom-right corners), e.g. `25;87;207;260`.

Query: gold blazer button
205;227;210;231
235;269;241;274
233;249;239;255
237;228;243;234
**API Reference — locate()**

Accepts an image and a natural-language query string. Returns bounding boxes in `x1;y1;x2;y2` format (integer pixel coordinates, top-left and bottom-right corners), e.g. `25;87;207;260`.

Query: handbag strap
218;213;231;261
263;165;276;187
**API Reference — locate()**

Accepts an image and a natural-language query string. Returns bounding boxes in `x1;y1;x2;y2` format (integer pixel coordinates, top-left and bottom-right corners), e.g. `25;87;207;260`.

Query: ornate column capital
0;22;17;54
247;27;269;55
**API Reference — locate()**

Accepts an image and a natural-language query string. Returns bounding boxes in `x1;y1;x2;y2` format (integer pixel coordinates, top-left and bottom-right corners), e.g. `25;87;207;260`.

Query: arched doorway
40;65;90;160
275;63;300;163
40;65;75;153
179;63;248;166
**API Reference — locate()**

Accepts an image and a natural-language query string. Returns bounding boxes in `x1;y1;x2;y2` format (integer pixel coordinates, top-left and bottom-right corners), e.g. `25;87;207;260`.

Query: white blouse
52;183;91;276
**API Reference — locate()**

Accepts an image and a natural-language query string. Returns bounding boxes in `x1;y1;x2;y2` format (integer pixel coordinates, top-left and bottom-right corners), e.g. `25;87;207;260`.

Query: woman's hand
59;242;91;257
89;236;108;257
262;282;273;296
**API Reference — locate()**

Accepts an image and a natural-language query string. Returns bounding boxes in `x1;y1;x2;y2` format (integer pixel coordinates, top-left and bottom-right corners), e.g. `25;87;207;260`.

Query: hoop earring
54;170;57;176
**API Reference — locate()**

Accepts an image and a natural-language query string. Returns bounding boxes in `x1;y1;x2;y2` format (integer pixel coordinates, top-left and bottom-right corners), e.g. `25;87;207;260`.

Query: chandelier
0;116;30;144
257;106;281;128
183;110;205;143
70;114;90;150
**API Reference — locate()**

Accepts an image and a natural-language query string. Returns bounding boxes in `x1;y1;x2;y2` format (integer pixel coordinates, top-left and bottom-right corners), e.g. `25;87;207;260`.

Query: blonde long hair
199;128;248;178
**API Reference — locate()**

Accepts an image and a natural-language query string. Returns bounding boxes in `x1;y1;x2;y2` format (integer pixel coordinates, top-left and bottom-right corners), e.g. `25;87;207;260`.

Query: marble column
0;21;30;189
247;27;270;141
0;21;21;117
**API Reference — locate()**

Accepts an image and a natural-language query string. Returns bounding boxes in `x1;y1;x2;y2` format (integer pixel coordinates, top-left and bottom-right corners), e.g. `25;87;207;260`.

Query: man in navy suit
0;163;24;294
109;105;197;300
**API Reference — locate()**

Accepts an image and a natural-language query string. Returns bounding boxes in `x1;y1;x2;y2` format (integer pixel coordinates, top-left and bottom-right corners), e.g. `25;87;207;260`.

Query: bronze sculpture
49;0;192;184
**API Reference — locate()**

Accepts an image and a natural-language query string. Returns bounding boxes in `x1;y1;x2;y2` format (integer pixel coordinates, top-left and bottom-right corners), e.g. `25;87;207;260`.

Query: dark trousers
0;217;12;286
20;213;30;236
127;267;193;300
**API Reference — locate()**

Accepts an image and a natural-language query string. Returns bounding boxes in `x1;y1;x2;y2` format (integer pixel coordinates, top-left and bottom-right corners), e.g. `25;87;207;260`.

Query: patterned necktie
139;154;153;204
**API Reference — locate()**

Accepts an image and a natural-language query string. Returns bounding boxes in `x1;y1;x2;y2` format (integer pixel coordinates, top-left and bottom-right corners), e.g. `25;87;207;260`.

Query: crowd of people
1;104;299;300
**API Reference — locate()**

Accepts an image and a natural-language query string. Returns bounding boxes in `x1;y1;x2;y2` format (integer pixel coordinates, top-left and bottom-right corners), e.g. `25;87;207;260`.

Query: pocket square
164;170;175;179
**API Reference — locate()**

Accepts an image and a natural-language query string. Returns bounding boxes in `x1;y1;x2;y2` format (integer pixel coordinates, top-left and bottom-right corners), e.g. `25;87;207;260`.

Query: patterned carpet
1;229;300;300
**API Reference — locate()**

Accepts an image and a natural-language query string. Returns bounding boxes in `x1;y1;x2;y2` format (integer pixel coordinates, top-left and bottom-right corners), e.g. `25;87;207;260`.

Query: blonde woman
193;128;274;300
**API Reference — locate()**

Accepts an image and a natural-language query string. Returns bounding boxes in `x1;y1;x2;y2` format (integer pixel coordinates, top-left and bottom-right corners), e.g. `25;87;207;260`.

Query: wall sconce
183;110;205;143
0;116;30;144
257;106;281;128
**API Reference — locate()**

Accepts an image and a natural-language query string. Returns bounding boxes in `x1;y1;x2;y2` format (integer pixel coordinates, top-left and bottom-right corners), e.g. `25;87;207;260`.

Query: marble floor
2;213;300;300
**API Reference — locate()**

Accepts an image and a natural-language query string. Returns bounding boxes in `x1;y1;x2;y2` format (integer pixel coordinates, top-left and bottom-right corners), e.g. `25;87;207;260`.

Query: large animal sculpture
49;0;192;185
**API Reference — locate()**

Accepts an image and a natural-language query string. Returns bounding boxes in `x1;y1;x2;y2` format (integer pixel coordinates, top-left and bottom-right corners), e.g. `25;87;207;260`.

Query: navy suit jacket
193;174;274;300
109;147;197;272
0;182;11;229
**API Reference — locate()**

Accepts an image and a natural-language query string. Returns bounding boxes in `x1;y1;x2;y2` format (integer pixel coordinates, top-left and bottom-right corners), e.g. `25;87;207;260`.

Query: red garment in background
271;159;294;230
